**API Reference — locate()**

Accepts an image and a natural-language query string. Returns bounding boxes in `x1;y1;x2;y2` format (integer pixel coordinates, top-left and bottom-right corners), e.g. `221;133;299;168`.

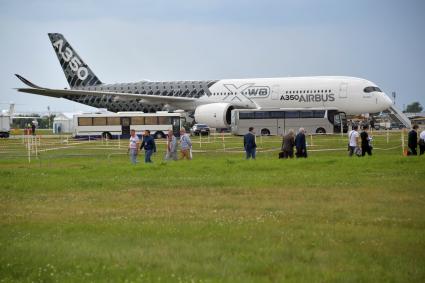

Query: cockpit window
364;86;382;93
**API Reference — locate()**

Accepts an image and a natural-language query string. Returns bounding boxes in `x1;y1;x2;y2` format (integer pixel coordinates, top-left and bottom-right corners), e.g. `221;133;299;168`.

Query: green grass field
1;132;424;282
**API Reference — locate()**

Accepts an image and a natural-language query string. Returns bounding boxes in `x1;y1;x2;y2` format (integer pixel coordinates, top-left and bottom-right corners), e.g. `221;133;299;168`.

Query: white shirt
348;130;359;147
129;135;139;149
420;130;425;140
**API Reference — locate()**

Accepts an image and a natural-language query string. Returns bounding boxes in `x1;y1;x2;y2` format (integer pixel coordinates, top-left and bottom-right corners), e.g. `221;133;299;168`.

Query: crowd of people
128;128;192;164
129;124;424;164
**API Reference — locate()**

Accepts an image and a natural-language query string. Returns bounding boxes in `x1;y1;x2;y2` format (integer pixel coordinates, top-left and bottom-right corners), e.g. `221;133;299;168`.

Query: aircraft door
121;117;131;137
339;82;348;98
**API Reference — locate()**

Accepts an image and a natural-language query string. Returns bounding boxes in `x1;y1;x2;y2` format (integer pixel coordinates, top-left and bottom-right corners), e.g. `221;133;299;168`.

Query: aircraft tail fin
48;33;102;88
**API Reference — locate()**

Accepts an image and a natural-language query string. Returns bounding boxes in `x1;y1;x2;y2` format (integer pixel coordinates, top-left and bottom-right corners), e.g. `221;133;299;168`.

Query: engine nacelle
194;103;234;128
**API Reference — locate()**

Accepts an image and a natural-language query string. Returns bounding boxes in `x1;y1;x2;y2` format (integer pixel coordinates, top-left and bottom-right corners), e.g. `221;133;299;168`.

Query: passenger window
93;117;107;126
107;117;121;125
270;111;285;118
158;116;171;124
300;111;313;118
145;117;158;125
131;117;145;125
313;110;326;118
254;111;270;119
239;112;255;119
285;111;299;119
78;117;92;126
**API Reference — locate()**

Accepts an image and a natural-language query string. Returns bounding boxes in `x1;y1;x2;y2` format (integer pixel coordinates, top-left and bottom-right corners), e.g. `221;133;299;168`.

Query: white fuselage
194;76;392;115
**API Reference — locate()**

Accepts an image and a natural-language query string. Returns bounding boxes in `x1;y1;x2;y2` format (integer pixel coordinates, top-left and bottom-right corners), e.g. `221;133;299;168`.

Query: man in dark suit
243;127;257;159
295;128;307;158
408;124;419;155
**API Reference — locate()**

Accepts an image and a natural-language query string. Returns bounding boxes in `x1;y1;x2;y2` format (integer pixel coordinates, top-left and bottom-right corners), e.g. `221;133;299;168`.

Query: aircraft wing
15;74;196;103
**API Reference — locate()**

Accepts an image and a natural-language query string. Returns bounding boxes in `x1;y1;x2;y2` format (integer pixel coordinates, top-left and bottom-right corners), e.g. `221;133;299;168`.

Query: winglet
15;74;43;89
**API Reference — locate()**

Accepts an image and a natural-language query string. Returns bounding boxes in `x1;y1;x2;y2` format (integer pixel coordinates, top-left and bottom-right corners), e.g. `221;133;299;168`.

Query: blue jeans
145;149;154;163
129;148;138;164
245;148;256;159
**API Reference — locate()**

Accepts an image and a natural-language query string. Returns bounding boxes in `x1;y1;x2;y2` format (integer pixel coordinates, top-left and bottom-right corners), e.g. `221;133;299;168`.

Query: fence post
199;132;202;148
310;134;313;147
387;129;389;144
401;129;405;156
222;131;225;152
27;136;31;163
34;136;38;158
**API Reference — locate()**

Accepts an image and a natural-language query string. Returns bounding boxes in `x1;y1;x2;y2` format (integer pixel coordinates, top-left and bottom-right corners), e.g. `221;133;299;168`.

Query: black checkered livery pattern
64;80;217;112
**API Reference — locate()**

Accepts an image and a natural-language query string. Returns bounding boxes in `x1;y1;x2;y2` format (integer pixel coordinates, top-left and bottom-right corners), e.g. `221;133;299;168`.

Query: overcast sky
0;0;424;113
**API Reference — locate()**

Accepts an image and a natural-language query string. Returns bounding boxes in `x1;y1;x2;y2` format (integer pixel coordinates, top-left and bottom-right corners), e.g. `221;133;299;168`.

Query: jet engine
194;103;234;128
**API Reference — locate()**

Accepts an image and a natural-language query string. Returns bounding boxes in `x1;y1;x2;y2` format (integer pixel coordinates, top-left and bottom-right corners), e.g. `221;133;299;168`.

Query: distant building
405;112;425;126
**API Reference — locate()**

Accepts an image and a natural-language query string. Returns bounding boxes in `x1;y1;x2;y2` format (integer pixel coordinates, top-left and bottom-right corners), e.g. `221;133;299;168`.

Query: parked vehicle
0;115;11;138
190;124;210;136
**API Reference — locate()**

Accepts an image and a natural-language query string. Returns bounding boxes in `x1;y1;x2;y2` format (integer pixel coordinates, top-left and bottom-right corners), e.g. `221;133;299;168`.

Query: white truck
0;115;11;138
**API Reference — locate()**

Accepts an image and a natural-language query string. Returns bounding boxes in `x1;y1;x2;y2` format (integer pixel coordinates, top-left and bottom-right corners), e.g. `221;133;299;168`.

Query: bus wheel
261;129;270;136
102;132;112;140
315;128;326;134
154;131;164;139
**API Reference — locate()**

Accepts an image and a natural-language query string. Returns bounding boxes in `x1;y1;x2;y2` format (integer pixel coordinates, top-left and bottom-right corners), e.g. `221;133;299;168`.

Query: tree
404;102;423;113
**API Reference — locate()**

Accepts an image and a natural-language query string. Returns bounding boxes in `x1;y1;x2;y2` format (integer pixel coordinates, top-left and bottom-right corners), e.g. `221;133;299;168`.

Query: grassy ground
0;132;424;282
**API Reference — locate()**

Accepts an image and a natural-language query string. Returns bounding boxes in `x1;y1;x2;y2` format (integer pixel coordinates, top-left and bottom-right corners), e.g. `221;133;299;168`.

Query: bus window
239;112;255;119
107;117;121;125
131;117;145;125
254;111;270;119
78;117;92;126
158;116;171;124
270;111;285;118
93;117;107;126
313;110;326;118
145;116;158;125
300;111;313;118
285;111;299;119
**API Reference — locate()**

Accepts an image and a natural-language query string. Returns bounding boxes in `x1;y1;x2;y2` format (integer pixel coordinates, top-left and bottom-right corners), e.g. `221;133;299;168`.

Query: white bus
73;111;185;139
231;108;348;135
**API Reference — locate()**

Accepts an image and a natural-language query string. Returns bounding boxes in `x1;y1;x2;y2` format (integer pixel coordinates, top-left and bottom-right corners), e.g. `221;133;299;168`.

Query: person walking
31;120;37;136
165;131;178;161
407;124;419;156
360;125;372;156
243;127;257;159
128;129;140;164
140;130;156;163
419;128;425;156
180;128;193;160
295;128;307;158
348;124;361;157
281;129;295;158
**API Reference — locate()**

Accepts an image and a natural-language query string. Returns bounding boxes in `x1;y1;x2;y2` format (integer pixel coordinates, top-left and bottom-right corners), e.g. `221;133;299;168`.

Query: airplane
15;33;394;128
